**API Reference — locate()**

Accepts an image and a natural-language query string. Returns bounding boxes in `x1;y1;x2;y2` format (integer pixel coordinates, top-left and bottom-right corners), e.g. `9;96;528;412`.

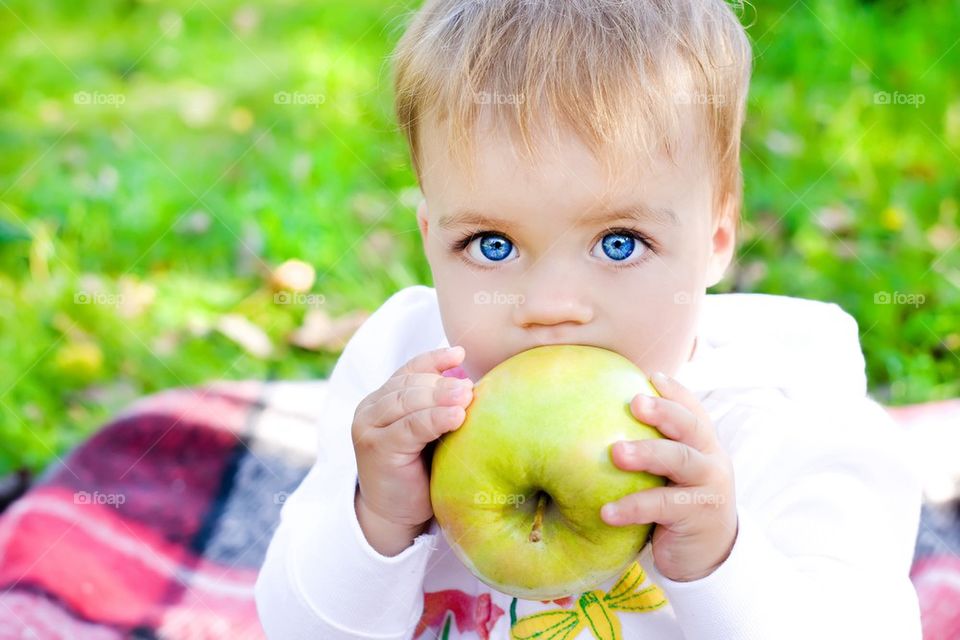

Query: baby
256;1;922;638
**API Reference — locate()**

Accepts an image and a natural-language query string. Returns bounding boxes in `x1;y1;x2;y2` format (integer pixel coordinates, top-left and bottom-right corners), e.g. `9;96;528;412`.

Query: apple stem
528;493;548;543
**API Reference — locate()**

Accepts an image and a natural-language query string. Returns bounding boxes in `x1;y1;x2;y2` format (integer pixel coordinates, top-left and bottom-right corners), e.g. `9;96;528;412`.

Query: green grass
1;0;958;474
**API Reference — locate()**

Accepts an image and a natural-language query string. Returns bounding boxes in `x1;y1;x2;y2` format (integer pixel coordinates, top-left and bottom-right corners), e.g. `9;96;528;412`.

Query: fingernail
637;395;654;412
441;365;469;379
652;372;669;385
602;504;619;521
619;441;640;456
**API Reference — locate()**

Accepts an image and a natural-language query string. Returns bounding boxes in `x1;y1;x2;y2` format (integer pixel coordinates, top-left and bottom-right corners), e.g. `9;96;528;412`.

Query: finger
387;404;467;453
650;372;713;432
610;439;711;486
379;372;473;396
633;378;715;453
393;345;466;378
601;487;702;527
360;382;473;428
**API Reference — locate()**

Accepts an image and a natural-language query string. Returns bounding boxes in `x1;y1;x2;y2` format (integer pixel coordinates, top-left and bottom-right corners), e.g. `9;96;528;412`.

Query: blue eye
597;232;636;261
473;234;514;262
450;227;652;269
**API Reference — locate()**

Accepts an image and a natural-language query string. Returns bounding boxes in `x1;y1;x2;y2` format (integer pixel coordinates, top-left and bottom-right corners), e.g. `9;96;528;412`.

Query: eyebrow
437;204;679;232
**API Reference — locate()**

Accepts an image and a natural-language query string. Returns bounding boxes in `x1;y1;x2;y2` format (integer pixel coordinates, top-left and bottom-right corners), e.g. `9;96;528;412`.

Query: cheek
624;313;699;375
435;286;506;375
607;275;702;375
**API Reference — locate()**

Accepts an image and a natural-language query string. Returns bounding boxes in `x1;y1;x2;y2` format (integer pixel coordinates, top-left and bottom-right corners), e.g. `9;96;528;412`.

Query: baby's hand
352;346;474;556
601;372;738;582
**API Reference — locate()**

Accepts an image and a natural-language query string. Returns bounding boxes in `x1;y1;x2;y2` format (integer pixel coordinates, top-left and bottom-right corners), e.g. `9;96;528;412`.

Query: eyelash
448;226;658;271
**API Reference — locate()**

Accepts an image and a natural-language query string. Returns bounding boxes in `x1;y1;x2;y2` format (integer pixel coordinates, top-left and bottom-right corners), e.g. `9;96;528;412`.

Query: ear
416;198;430;249
704;194;738;288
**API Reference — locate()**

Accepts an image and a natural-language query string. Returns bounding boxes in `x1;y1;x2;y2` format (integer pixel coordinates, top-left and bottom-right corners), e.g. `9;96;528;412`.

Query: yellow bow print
509;561;668;640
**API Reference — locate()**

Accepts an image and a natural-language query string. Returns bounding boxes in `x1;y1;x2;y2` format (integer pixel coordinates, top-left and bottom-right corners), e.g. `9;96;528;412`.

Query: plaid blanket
0;381;320;639
0;383;957;639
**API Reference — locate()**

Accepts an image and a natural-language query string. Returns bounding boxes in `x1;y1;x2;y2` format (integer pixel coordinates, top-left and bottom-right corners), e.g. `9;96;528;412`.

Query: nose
511;278;594;329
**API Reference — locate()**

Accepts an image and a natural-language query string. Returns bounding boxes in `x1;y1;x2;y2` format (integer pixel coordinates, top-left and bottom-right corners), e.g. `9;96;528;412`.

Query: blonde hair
391;0;753;219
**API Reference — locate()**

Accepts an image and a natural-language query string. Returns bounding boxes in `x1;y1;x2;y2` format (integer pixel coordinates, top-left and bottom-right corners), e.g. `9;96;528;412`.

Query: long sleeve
643;392;923;640
255;286;448;639
256;286;924;638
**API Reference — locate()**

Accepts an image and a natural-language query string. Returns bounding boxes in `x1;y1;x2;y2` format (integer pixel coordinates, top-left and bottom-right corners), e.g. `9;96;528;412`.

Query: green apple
430;344;666;600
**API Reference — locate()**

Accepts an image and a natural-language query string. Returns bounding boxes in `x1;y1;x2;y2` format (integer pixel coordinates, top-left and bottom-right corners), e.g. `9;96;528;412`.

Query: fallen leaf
358;230;396;269
927;224;957;252
732;260;768;290
289;309;369;352
764;130;803;156
81;379;140;408
814;204;854;234
290;152;312;183
117;275;156;319
175;210;212;235
232;6;260;35
178;86;220;128
216;314;273;358
350;193;389;224
270;258;316;293
152;331;181;356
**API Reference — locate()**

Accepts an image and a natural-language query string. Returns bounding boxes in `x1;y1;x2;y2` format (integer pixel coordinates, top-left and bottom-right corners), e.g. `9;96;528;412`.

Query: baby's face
416;111;737;381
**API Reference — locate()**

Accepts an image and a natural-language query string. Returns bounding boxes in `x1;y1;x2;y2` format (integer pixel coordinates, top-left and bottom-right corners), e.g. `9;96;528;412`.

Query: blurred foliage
0;0;957;474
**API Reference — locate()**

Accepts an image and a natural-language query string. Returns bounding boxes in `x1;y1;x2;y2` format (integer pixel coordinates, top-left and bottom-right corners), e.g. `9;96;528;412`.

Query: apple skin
430;344;666;600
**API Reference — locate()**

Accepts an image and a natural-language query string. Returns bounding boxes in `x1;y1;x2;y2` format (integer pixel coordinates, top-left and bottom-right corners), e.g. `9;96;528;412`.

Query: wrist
355;489;429;557
667;515;739;582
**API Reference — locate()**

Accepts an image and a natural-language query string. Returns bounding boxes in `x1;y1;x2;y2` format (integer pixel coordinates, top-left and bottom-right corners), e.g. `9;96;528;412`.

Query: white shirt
255;285;923;639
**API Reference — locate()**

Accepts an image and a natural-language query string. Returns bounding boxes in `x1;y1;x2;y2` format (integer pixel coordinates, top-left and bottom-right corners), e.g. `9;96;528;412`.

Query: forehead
417;106;712;217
